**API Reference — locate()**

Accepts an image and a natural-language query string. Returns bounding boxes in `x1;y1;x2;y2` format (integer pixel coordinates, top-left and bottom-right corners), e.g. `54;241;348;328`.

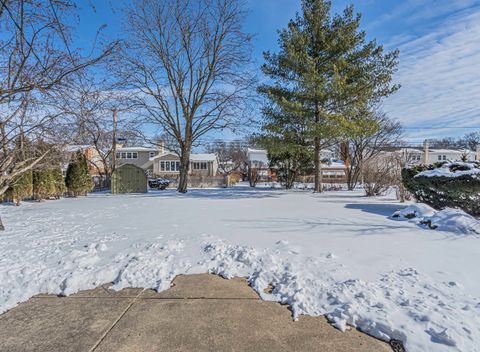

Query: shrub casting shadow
345;203;407;217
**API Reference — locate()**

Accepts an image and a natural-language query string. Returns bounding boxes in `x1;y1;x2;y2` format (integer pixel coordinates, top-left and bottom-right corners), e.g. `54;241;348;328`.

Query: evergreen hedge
5;171;33;205
52;168;67;199
32;168;66;200
65;150;93;196
402;162;480;216
33;169;56;200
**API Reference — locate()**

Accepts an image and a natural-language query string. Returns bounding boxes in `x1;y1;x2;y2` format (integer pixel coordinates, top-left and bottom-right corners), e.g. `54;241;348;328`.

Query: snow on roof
152;152;217;162
190;153;217;162
322;160;346;169
429;149;474;154
247;148;268;163
117;146;159;152
400;148;423;153
247;148;266;154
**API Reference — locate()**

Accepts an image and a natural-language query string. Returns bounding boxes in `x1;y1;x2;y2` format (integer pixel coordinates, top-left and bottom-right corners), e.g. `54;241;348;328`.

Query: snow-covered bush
391;203;435;220
402;162;480;216
420;208;480;235
391;204;480;235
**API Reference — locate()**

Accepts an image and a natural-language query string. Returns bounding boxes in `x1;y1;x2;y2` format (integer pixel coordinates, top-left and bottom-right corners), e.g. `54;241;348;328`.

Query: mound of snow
391;204;436;221
391;204;480;235
203;242;479;352
422;208;480;235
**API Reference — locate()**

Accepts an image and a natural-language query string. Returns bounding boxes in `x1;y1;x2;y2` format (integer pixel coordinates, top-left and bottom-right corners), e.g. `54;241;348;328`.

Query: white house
392;141;480;167
247;148;269;168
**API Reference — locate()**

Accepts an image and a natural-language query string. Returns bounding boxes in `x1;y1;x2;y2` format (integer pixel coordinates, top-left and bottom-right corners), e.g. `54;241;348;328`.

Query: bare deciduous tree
206;140;248;176
342;112;403;190
120;0;254;192
57;74;137;188
0;0;115;229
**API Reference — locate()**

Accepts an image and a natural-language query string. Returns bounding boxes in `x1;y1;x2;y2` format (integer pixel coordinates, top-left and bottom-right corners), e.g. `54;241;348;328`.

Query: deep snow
1;187;479;352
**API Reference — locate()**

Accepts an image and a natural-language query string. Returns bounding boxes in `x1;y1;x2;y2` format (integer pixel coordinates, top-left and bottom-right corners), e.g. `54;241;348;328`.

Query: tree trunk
286;170;296;189
249;168;258;187
177;147;191;193
314;137;322;193
347;167;359;191
314;104;322;193
0;215;4;231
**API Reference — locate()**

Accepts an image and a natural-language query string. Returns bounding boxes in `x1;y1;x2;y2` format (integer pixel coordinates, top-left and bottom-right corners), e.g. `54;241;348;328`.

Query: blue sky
75;0;480;144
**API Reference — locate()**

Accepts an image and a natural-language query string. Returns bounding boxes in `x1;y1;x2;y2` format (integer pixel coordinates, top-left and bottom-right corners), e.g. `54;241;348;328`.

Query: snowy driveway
1;187;479;351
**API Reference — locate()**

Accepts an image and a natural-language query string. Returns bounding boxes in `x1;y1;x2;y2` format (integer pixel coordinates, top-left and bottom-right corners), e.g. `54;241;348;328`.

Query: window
116;152;120;159
192;162;207;170
149;152;156;158
443;155;447;161
132;152;138;159
127;152;132;159
121;152;127;159
438;155;442;161
160;160;180;172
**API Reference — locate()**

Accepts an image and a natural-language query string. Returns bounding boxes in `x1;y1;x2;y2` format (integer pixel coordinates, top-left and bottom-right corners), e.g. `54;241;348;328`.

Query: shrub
52;168;67;199
33;169;56;200
363;156;398;197
402;162;480;216
5;171;33;205
65;151;93;196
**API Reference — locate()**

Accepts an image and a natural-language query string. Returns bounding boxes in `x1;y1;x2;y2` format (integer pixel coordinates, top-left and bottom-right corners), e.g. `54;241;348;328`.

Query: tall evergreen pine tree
259;0;399;192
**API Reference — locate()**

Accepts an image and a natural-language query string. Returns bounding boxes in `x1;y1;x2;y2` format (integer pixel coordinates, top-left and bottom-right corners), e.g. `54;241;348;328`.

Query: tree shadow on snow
125;186;286;200
226;217;409;234
344;203;407;218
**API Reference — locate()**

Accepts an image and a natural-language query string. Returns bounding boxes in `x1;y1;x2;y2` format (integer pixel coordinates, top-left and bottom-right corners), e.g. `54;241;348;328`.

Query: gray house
115;147;161;176
152;152;219;177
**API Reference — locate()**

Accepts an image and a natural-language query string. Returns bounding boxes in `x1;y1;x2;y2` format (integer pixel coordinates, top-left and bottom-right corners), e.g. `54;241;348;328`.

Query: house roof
190;153;217;162
117;146;159;152
321;160;346;169
247;148;269;163
152;152;217;162
429;149;473;154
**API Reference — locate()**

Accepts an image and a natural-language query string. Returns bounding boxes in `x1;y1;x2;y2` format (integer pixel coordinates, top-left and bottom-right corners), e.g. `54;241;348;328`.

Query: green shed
111;164;148;194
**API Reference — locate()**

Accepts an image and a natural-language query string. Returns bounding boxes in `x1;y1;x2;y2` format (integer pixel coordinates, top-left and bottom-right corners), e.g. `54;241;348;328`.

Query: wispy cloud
382;4;480;142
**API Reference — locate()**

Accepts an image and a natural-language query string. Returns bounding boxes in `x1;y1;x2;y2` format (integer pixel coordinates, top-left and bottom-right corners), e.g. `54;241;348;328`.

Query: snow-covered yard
1;186;479;352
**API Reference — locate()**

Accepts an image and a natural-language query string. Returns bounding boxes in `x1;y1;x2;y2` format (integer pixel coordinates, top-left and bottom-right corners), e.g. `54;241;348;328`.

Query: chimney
158;139;165;154
423;139;429;164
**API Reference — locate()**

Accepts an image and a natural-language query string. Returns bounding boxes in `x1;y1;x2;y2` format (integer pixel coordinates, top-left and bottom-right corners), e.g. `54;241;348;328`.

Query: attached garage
111;164;148;194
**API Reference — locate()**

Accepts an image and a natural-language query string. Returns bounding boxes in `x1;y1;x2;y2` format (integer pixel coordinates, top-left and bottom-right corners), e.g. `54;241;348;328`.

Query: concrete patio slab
0;274;393;352
141;274;259;299
0;297;134;352
95;298;391;352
